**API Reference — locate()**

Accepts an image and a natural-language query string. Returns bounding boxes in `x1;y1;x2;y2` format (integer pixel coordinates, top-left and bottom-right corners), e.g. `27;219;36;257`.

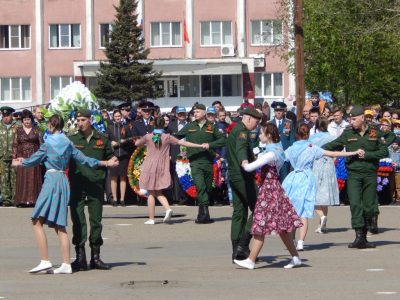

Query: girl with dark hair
12;109;43;207
135;117;206;224
282;123;363;251
309;118;338;233
12;114;118;274
234;123;303;269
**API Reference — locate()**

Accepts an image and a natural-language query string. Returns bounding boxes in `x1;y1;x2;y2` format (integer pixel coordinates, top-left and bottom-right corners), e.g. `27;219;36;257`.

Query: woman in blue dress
282;123;362;251
309;118;338;234
12;114;118;274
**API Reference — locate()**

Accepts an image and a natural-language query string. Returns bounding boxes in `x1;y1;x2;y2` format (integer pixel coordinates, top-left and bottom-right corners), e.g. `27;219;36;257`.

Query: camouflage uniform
0;120;17;206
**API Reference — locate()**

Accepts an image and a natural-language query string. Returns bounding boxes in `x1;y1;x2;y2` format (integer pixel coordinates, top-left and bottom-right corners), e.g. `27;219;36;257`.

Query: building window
201;75;221;97
251;20;283;45
150;22;181;47
255;73;283;97
200;21;232;46
50;76;73;99
180;76;200;97
0;25;30;49
99;24;112;48
49;24;80;48
0;77;31;101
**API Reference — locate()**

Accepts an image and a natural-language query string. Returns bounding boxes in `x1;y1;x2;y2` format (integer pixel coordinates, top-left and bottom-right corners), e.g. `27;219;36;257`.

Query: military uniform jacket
269;118;295;150
131;117;154;137
68;128;113;183
0;120;17;161
226;122;255;181
175;120;226;163
323;125;393;173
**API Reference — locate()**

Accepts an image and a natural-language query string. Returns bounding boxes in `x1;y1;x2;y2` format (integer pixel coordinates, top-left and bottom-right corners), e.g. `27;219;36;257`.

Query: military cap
393;120;400;127
118;102;131;110
76;109;92;118
176;106;187;114
193;103;206;110
140;101;155;111
394;137;400;144
364;109;374;117
348;105;364;117
0;106;15;115
206;106;216;114
242;107;262;119
271;101;287;110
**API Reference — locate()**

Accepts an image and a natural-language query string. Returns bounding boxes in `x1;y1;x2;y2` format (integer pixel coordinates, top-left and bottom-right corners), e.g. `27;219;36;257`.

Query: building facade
0;0;294;111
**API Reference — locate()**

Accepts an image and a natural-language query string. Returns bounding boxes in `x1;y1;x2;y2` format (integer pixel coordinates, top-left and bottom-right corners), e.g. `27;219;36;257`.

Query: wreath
127;146;148;197
175;147;198;198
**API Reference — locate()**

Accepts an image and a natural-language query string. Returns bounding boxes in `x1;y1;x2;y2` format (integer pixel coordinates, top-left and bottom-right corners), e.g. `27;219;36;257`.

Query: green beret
348;105;364;117
193;103;206;110
76;109;92;118
0;106;15;115
243;107;262;119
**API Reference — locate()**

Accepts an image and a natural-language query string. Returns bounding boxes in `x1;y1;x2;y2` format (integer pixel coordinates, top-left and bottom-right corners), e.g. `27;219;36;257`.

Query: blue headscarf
262;142;286;172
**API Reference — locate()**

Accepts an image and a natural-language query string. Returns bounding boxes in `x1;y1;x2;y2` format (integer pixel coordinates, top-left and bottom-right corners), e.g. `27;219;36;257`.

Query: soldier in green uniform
226;107;262;260
323;105;394;249
175;103;226;224
68;109;116;271
0;106;17;206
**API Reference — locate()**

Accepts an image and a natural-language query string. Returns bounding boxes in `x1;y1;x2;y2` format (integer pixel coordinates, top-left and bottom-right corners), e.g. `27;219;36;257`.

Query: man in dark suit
167;107;190;204
131;101;155;137
269;101;295;180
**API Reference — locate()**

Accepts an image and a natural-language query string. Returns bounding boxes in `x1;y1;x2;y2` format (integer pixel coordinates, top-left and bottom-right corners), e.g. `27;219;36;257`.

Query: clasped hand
11;157;23;167
354;149;365;158
201;143;210;150
107;156;119;168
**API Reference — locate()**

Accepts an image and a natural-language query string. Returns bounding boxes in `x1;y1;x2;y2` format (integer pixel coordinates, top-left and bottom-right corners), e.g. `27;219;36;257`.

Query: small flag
183;19;190;44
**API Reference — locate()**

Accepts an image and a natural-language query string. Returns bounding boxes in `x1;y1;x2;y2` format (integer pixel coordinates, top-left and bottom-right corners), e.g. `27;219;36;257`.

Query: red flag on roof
183;19;190;43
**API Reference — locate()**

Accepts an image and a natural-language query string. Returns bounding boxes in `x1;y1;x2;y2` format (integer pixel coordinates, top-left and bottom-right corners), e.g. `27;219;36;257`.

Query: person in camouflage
0;106;17;206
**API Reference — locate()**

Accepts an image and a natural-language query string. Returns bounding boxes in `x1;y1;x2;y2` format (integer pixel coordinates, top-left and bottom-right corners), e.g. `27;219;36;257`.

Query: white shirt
243;152;276;172
328;120;349;138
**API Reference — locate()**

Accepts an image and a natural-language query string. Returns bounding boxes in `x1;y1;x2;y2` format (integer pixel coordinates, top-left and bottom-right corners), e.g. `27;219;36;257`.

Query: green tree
279;0;400;106
94;0;161;104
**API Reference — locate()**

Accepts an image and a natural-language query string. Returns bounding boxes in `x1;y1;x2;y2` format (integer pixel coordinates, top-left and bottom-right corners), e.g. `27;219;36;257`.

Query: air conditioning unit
220;45;235;57
249;53;265;68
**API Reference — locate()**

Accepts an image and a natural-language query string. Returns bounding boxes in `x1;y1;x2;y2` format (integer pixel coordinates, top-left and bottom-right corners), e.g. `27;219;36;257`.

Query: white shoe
284;256;302;269
315;226;323;233
48;263;72;274
296;240;304;251
320;216;328;232
233;258;255;270
29;260;52;273
163;209;173;223
144;219;155;225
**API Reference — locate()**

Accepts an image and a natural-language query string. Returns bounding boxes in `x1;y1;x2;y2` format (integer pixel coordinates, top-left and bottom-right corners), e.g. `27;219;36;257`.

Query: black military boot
362;228;376;248
90;246;111;270
71;246;88;272
231;240;240;263
195;205;214;224
368;214;379;234
348;229;367;249
235;231;252;259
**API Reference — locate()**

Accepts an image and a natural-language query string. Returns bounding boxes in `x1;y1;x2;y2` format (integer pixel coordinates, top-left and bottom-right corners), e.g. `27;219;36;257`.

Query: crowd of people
0;91;398;273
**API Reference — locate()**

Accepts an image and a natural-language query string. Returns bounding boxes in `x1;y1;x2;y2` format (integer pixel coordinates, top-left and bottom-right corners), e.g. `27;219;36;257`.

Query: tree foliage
279;0;400;106
94;0;162;104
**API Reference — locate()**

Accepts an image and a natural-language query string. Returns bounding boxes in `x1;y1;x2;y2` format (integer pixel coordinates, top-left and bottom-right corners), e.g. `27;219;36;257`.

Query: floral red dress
251;164;303;236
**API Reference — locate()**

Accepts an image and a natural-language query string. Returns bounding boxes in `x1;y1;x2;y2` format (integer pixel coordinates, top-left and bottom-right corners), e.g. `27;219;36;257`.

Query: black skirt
110;156;129;177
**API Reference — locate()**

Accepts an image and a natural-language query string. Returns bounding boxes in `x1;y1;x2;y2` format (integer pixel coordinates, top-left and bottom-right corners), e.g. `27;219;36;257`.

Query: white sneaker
144;219;155;225
284;256;302;269
29;260;53;273
163;209;173;223
233;258;255;270
315;226;323;233
320;216;328;232
48;263;72;274
296;240;304;251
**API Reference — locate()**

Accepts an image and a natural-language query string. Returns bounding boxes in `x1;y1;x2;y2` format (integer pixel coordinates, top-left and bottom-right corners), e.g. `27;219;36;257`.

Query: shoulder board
67;131;79;137
344;125;353;131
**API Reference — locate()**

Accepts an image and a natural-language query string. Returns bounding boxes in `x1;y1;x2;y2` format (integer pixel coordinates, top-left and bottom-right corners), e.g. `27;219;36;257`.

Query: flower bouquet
40;81;106;134
377;158;394;192
127;146;148;197
176;146;198;198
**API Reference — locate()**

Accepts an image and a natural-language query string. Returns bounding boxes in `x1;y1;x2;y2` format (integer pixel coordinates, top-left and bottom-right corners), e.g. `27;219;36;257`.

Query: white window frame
0;25;31;50
200;21;232;47
99;23;112;49
50;76;73;99
255;73;284;97
49;24;81;49
0;77;31;102
150;22;181;48
251;20;283;46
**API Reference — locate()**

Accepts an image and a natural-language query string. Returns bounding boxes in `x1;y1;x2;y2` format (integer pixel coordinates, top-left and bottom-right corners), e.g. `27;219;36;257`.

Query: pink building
0;0;294;110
